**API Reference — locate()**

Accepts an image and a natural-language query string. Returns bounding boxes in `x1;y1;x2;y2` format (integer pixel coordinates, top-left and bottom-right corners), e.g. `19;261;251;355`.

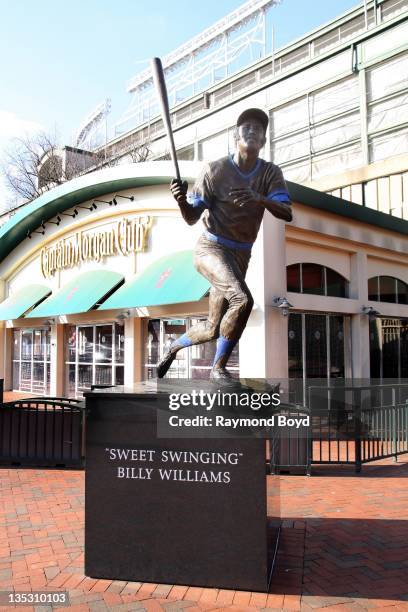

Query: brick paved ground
0;454;407;611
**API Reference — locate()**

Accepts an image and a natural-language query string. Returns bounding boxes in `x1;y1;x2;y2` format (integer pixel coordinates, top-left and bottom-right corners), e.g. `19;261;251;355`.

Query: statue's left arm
230;165;292;222
259;194;292;221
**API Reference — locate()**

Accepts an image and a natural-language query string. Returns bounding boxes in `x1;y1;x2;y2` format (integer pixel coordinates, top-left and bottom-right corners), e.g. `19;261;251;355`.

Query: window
177;145;195;161
271;76;361;180
302;264;324;295
368;276;408;303
287;264;301;293
198;129;235;161
65;323;124;398
367;52;408;163
12;328;51;395
145;318;239;379
288;313;348;404
370;317;408;378
287;263;349;297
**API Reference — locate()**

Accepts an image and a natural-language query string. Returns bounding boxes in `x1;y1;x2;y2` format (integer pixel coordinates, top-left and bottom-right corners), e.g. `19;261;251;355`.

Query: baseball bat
150;57;181;181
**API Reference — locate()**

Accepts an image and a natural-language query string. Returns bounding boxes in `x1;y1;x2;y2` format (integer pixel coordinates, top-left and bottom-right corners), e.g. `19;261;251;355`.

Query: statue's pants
186;234;254;345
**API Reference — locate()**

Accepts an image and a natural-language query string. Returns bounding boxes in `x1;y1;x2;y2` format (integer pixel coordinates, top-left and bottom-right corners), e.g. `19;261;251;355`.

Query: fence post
355;389;362;473
306;424;312;477
392;388;397;463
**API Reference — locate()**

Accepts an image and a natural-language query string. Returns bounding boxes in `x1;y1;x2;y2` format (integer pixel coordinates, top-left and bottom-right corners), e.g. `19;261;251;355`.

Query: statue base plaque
84;386;280;592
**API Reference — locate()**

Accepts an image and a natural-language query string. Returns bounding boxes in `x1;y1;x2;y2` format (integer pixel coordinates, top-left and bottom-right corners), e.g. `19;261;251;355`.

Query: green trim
26;270;123;317
0;163;199;264
287;181;408;236
0;284;51;320
98;250;210;310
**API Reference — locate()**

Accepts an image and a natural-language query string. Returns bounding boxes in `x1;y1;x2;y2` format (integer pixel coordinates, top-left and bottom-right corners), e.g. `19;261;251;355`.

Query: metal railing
270;383;408;474
2;380;407;474
0;396;85;468
310;383;408;471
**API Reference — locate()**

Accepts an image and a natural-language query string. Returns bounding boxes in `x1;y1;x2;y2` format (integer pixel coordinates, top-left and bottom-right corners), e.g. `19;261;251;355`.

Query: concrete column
350;252;370;378
124;317;144;385
239;213;288;378
50;324;65;396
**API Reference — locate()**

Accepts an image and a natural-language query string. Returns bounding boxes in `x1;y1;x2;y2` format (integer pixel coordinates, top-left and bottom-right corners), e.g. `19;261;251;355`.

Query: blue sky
0;0;359;208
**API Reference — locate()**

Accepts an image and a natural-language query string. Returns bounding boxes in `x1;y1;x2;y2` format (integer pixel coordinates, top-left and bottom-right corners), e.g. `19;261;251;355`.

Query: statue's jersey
188;155;291;245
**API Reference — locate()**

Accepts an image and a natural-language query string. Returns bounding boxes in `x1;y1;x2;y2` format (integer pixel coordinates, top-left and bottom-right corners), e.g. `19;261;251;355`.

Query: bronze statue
157;108;292;380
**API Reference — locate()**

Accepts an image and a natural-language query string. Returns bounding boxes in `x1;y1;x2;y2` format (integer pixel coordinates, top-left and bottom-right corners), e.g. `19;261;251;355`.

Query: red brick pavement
0;450;407;609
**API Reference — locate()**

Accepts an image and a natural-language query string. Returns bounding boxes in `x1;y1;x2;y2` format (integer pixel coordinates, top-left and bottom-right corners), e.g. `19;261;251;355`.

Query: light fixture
47;216;61;226
114;194;134;202
273;296;293;317
43;318;56;326
77;203;98;211
116;310;131;321
60;209;78;218
27;227;45;239
362;306;380;320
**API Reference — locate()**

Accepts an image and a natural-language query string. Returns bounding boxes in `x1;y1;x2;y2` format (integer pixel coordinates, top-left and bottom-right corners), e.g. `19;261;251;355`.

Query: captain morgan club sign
40;216;153;278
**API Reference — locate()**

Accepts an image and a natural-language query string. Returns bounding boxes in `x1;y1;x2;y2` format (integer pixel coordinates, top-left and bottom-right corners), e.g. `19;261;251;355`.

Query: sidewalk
0;455;407;611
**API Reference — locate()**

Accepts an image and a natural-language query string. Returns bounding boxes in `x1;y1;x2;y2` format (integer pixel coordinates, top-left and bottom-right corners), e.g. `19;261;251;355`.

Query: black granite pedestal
84;385;280;592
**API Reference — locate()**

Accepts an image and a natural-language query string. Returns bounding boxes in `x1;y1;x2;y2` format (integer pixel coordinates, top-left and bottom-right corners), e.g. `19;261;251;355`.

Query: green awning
98;250;210;310
27;270;124;317
0;284;51;320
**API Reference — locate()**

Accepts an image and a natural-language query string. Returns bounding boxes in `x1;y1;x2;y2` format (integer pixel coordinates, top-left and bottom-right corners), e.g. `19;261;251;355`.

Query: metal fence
0;396;85;468
2;380;408;473
270;383;408;474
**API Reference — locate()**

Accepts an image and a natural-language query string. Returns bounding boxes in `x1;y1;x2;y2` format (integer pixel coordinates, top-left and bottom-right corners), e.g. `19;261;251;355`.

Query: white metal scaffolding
75;99;111;150
114;0;279;136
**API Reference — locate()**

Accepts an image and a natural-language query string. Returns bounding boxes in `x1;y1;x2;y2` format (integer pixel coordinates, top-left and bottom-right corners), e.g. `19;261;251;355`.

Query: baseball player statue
157;108;292;380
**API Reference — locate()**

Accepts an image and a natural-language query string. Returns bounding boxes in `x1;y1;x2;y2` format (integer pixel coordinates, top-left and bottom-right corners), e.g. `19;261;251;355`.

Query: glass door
20;330;33;391
65;323;124;397
77;326;94;394
12;328;50;394
370;318;408;379
288;313;349;405
145;317;240;379
146;319;188;378
95;325;113;386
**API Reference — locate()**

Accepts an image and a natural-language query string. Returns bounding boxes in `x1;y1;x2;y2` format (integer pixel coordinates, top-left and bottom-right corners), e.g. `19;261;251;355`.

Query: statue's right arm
170;179;205;226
